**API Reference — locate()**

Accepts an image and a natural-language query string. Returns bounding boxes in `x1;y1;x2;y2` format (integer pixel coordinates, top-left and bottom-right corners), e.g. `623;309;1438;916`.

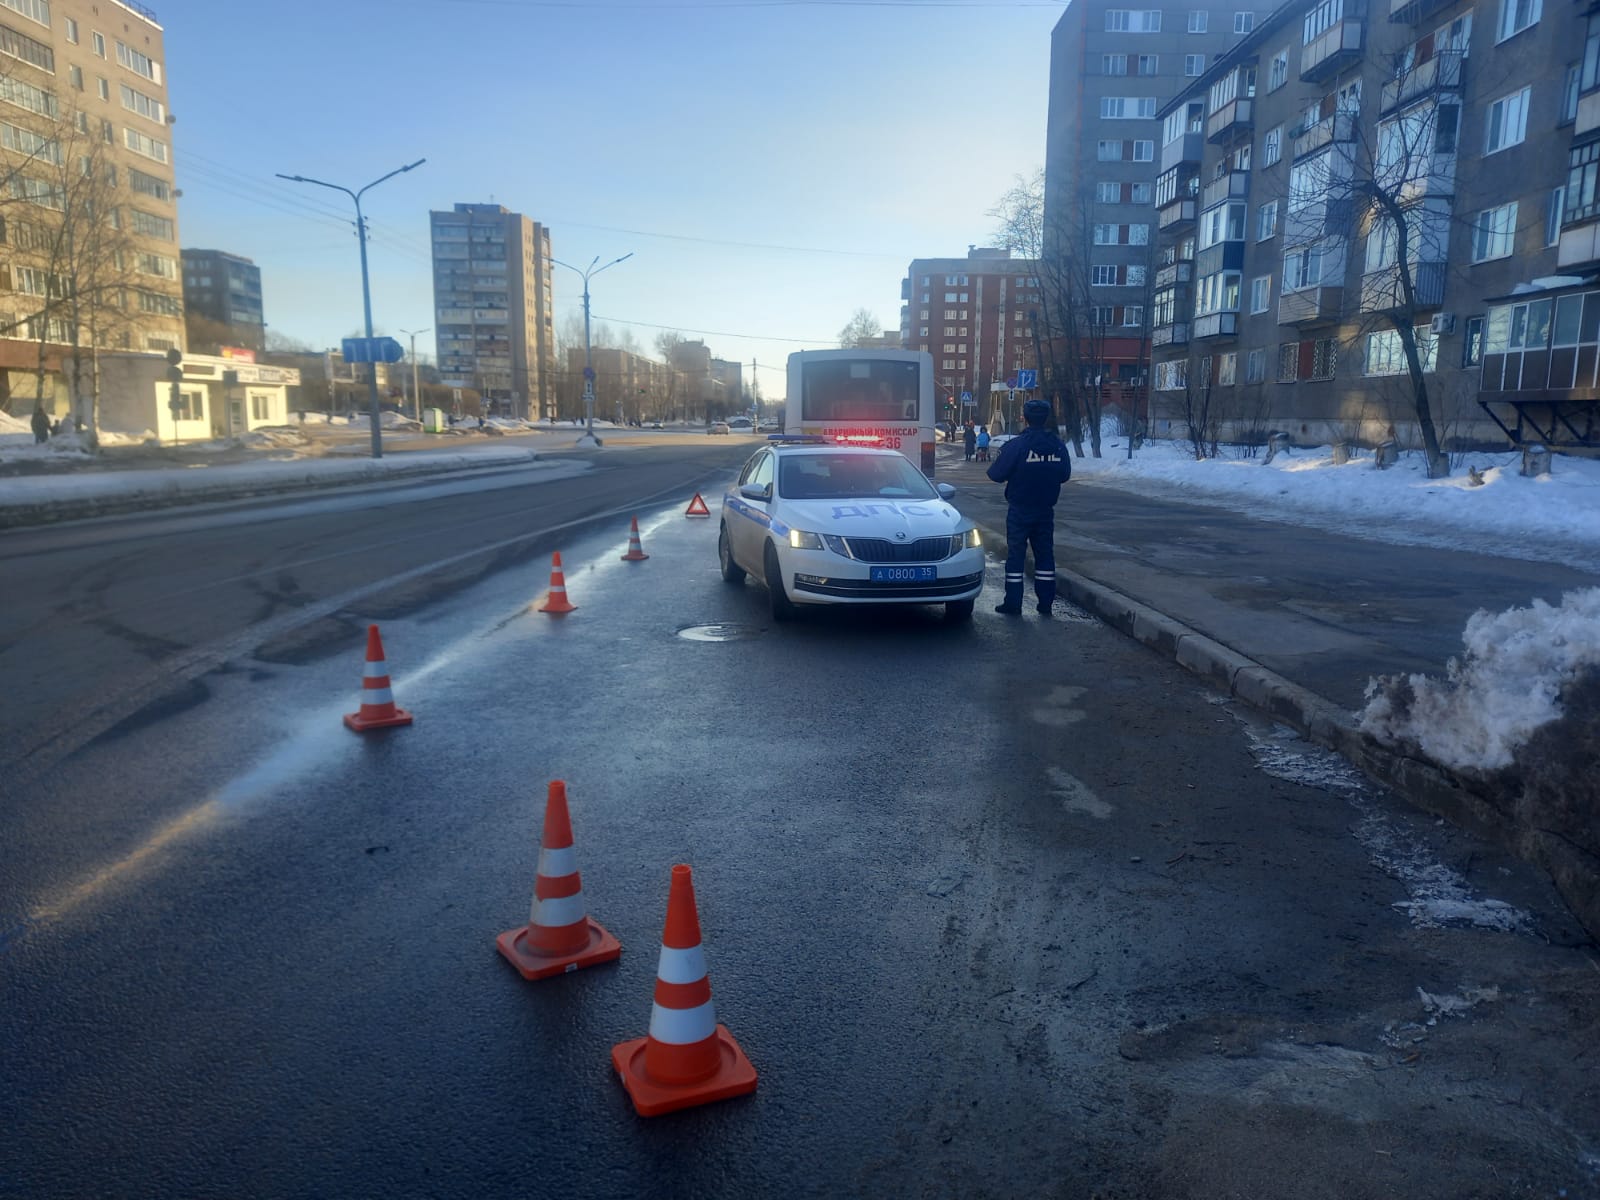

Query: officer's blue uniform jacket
986;426;1072;611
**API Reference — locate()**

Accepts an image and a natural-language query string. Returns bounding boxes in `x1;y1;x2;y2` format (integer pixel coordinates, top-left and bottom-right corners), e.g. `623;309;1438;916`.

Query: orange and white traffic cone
343;624;413;732
620;516;649;562
611;864;757;1116
538;551;577;614
496;781;621;981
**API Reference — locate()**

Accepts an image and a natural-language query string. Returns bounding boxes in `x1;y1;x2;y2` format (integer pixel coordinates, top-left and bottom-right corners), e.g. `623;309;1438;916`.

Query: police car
717;438;985;621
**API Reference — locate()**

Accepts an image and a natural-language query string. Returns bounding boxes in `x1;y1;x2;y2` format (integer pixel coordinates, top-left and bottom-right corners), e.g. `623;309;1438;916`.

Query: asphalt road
3;445;1598;1199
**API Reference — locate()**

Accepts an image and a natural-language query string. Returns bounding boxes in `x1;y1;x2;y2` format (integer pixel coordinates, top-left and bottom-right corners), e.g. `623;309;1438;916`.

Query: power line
591;313;833;347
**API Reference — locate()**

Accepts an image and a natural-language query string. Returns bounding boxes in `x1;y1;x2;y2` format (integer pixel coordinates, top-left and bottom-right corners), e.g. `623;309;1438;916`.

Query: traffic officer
985;398;1072;615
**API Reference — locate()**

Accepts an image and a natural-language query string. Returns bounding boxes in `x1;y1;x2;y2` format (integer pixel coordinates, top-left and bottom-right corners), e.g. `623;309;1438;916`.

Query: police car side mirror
739;483;772;502
936;483;956;500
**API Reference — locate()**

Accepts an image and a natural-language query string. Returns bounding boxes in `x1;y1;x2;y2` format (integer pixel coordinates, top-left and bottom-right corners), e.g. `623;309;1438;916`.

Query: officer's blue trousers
1004;508;1056;611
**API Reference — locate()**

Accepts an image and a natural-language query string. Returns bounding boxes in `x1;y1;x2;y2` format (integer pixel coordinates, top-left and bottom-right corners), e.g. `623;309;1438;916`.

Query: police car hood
783;497;969;537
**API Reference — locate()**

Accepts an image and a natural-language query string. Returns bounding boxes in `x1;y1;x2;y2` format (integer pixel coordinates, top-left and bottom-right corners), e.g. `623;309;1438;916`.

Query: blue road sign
960;391;972;403
342;336;405;364
1017;369;1038;390
583;367;596;381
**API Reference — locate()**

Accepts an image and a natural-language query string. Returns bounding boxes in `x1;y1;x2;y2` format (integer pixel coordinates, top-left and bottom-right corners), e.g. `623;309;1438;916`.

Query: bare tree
837;308;883;348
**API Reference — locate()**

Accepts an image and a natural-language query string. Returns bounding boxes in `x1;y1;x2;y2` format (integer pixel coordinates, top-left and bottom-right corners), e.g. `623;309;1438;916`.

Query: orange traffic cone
538;552;577;614
343;624;413;731
685;493;711;518
611;864;757;1116
620;516;650;562
496;781;621;981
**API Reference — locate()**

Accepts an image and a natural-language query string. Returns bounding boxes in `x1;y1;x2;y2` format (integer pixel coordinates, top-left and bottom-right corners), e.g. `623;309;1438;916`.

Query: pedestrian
975;425;990;462
31;404;49;444
963;421;976;462
986;397;1072;616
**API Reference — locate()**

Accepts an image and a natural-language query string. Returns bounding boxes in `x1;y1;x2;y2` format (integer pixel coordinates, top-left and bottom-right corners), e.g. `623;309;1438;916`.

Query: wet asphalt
2;450;1598;1199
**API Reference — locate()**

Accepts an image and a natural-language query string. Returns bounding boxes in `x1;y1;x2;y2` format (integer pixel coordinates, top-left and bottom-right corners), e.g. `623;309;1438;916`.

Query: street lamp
550;252;633;445
275;158;426;459
400;327;430;421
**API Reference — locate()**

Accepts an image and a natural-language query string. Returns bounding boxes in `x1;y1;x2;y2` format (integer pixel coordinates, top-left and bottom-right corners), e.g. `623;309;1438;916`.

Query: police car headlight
788;529;824;550
961;527;983;549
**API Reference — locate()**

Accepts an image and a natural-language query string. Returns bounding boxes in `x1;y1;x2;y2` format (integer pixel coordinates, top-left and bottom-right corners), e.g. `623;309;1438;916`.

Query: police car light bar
767;434;829;444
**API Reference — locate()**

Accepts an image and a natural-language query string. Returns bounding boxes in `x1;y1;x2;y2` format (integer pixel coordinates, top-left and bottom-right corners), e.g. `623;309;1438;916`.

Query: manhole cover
677;623;762;642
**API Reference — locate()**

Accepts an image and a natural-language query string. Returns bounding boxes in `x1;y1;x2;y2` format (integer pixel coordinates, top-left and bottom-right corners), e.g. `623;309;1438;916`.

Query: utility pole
401;327;430;421
550;252;633;445
751;357;758;427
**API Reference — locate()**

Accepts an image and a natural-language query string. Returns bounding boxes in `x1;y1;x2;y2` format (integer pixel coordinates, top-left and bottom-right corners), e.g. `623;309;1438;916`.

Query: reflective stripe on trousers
1004;509;1057;608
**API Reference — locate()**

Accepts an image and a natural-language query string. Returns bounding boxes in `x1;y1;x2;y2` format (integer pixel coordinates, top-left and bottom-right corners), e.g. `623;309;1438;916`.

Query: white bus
785;349;937;476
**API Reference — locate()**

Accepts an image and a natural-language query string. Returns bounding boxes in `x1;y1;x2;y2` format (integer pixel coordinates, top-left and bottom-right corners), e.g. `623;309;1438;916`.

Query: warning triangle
685;493;711;517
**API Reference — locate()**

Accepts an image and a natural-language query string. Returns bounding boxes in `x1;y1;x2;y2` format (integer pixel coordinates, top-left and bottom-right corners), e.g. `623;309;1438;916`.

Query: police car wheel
764;542;797;622
718;523;746;584
944;598;975;622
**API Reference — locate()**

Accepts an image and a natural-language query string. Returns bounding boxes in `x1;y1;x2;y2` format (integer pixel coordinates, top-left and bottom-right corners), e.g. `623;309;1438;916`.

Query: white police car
717;438;984;621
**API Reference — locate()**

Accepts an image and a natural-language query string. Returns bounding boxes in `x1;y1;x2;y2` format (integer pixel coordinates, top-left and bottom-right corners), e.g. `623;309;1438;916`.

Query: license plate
870;565;937;583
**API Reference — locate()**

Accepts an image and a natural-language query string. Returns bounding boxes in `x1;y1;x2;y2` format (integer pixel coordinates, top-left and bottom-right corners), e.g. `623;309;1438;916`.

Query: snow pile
379;412;422;430
0;409;30;434
1360;588;1600;771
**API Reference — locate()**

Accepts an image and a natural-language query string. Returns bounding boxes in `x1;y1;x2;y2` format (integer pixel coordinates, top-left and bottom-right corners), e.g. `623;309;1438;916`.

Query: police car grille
842;536;952;563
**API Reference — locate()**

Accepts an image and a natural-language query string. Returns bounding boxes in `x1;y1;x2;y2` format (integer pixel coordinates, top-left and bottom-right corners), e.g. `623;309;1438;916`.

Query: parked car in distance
709;421;731;435
726;416;754;430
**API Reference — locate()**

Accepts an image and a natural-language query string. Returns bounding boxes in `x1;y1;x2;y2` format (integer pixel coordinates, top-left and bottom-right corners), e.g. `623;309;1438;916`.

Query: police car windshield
778;453;938;501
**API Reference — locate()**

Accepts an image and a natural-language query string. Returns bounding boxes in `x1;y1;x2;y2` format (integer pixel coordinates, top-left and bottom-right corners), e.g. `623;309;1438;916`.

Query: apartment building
1148;0;1581;453
0;0;182;413
1043;0;1265;392
899;248;1043;424
429;203;556;421
181;249;263;350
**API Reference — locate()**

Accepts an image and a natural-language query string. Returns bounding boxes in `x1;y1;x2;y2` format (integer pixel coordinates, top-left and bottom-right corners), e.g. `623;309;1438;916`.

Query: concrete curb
976;522;1597;932
0;450;543;529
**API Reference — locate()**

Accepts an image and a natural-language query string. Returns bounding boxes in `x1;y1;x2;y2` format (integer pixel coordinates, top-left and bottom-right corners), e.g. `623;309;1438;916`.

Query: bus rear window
800;359;920;422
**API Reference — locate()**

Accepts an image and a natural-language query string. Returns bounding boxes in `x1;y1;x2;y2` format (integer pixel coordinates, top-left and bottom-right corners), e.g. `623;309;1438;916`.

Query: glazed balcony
1207;97;1253;144
1292;111;1357;160
1160;131;1205;174
1158;199;1197;230
1278;286;1344;326
1151;322;1190;347
1155;261;1194;289
1379;49;1464;115
1201;171;1250;209
1359;261;1445;314
1389;0;1454;23
1301;16;1364;83
1192;312;1238;339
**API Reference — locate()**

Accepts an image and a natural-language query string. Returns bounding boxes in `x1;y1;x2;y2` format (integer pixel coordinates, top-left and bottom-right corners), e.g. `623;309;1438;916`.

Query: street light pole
550;252;632;445
401;327;430;421
276;159;426;459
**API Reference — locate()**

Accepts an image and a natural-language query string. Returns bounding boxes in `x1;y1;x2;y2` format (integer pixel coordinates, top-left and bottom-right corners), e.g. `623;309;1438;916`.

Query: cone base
611;1025;758;1117
538;597;577;614
343;707;413;732
620;550;649;561
495;918;620;981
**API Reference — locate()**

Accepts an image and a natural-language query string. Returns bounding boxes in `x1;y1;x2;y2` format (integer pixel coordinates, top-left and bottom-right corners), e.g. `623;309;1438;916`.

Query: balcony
1292;111;1357;160
1578;89;1600;139
1301;17;1364;83
1155;261;1194;289
1278;286;1343;326
1201;171;1250;209
1158;199;1197;230
1379;50;1464;114
1206;97;1253;144
1160;132;1204;174
1389;0;1454;23
1152;322;1190;347
1359;261;1445;313
1192;312;1239;339
1558;219;1600;271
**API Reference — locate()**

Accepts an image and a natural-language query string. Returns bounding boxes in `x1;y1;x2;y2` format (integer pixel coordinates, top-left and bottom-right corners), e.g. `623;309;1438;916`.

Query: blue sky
163;0;1058;398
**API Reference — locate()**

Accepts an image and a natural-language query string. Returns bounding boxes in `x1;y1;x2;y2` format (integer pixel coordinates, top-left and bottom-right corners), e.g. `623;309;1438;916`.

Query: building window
1218;353;1238;385
1155;360;1188;390
1098;140;1123;161
1095;181;1120;204
1471;202;1518;262
1365;328;1437;374
1186;54;1205;75
1188;10;1208;32
1103;53;1128;74
1128;264;1147;287
1133;140;1154;161
1485;87;1530;154
1497;0;1541;42
919;327;929;337
114;40;160;83
1131;182;1153;204
64;16;78;42
1463;315;1485;366
1102;97;1157;119
92;31;105;57
120;84;165;124
123;127;168;163
1278;342;1299;382
1257;200;1279;240
1250;276;1272;313
1268;49;1288;91
1245;348;1267;382
1137;54;1159;75
1563;64;1580;124
1283;243;1326;291
919;309;929;319
169;388;203;420
1123;305;1145;327
1548;187;1566;247
0;0;50;27
944;309;957;319
98;77;109;101
1092;264;1119;286
1310;337;1338;379
1235;11;1255;32
1091;305;1115;326
1263;126;1282;166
